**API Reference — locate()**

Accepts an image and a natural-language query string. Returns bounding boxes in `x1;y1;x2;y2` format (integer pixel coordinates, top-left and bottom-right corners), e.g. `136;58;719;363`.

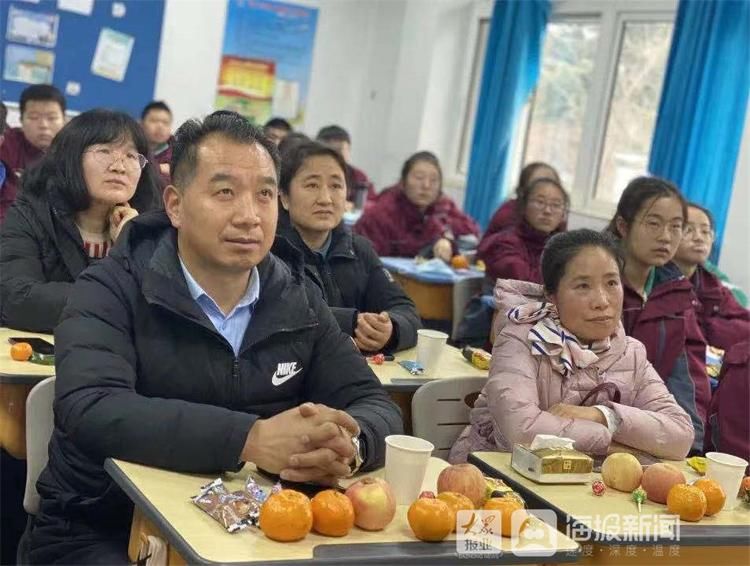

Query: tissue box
511;444;593;484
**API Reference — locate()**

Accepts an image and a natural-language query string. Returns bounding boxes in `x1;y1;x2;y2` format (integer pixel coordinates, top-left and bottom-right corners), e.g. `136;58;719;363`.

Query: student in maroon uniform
673;203;749;352
0;101;7;190
316;125;376;209
141;100;174;185
478;177;568;284
0;84;66;222
0;109;160;332
607;176;709;453
354;151;479;260
485;161;561;237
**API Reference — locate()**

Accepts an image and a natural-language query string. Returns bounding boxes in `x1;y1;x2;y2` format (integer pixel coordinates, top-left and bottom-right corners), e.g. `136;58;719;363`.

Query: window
457;0;676;217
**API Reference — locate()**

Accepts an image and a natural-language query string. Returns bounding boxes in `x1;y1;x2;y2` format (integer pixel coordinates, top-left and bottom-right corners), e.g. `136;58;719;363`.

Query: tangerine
451;255;470;270
436;492;474;532
311;490;355;537
407;498;454;542
666;484;707;522
10;342;32;362
259;489;313;542
693;478;726;516
483;496;527;537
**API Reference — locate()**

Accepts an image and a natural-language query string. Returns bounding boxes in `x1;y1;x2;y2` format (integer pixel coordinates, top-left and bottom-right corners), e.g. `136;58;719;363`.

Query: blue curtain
464;0;550;229
649;0;750;262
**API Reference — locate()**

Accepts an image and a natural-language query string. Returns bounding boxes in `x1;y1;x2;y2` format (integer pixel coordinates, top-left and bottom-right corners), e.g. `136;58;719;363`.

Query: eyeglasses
86;147;147;172
528;199;566;213
641;218;684;237
683;224;714;240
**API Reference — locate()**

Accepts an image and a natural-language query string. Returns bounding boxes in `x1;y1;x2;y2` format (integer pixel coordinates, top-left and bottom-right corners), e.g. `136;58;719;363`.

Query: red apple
641;463;686;504
344;477;397;531
437;463;486;507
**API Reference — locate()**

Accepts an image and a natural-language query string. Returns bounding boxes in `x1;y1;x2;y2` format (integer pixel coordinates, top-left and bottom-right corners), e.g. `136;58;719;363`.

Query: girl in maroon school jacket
354;151;479;260
673;203;749;352
607;176;710;454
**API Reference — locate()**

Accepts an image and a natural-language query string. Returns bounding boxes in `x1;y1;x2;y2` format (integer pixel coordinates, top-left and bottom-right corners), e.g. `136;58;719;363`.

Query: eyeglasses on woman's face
85;145;147;172
640;217;684;238
683;224;714;241
527;198;566;214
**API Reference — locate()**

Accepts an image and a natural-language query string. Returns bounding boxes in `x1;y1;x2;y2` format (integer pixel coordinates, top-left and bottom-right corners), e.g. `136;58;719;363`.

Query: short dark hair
278;132;311;159
687;201;714;230
542;229;624;294
316;125;350;144
279;141;348;195
20;84;66;116
400;151;442;186
21;109;160;213
171;111;280;189
606;176;687;237
516;162;560;199
141;100;172;120
263;117;292;132
518;177;569;213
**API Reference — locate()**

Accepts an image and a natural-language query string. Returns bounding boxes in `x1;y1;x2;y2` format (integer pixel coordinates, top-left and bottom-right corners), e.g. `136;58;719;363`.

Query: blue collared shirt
179;258;260;356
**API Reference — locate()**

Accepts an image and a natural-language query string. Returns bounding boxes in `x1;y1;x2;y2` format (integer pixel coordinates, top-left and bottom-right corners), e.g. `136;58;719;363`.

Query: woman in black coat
275;141;421;353
0;109;160;332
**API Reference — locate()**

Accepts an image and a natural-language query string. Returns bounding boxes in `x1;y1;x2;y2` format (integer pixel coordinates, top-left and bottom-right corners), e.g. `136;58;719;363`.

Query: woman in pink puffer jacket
450;229;694;463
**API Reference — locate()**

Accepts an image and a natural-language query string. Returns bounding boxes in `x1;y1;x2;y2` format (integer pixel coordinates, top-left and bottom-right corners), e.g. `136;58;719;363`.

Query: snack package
192;476;269;533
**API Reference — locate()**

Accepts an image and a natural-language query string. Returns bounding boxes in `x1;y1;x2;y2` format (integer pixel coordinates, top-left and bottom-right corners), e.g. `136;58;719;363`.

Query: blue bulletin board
0;0;165;117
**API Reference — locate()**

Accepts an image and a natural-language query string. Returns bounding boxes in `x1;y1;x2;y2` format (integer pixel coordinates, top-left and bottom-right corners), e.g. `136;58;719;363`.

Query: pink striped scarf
507;301;611;377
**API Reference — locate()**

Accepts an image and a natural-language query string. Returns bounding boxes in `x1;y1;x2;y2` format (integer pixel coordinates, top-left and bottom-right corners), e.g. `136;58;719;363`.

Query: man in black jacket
27;112;402;564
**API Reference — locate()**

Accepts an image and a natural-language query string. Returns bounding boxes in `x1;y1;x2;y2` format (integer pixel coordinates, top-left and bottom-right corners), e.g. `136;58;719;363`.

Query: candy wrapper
591;480;606;496
398;360;424;375
632;487;646;512
192;476;268;533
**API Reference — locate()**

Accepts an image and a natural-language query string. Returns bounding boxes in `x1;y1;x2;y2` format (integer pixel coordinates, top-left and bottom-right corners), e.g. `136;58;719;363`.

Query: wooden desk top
106;456;579;565
0;328;55;384
373;345;488;391
469;452;750;546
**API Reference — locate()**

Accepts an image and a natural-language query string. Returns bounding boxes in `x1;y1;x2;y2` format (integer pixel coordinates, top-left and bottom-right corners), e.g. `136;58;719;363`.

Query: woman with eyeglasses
0;109;160;332
478;177;568;283
606;176;709;454
673;203;749;352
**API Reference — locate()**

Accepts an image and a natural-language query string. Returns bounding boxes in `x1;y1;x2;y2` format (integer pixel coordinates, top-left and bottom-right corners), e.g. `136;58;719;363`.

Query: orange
10;342;32;362
311;490;355;537
666;484;707;522
259;489;313;542
693;479;726;516
742;476;750;493
437;492;474;532
483;497;527;537
451;255;469;270
407;498;454;542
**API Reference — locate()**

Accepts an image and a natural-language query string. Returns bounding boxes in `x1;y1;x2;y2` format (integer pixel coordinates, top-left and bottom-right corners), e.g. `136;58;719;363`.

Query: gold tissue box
511;444;593;484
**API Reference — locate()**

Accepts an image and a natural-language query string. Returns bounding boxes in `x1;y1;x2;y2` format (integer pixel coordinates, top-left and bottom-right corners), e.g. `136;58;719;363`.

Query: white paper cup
705;451;748;511
384;435;434;504
416;329;448;376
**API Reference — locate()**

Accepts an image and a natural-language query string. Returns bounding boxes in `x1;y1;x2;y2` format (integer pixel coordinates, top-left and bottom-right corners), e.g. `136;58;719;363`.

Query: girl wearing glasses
478;177;568;283
607;177;709;453
673;203;749;352
0;109;160;332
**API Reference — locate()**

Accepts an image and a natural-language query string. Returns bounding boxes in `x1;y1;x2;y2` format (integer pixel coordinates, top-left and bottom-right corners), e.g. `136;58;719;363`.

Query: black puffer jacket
276;220;421;352
0;190;92;332
32;211;402;542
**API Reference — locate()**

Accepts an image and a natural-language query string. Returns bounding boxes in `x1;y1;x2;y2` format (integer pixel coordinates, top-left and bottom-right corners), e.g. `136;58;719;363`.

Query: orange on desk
483;496;527;537
311;489;355;537
407;497;454;542
450;255;469;270
259;489;313;542
667;484;707;522
437;492;474;532
10;342;33;362
693;478;726;516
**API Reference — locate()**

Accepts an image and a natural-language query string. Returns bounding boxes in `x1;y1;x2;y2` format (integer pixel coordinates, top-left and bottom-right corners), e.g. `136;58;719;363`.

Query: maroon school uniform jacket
347;164;376;204
0;128;44;223
485;199;519;237
622;263;710;452
477;219;561;284
151;137;174;188
353;185;480;257
705;340;750;467
691;265;750;352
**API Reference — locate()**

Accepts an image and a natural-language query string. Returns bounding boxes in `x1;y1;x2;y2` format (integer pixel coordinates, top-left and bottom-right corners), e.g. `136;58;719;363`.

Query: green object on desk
30;352;55;366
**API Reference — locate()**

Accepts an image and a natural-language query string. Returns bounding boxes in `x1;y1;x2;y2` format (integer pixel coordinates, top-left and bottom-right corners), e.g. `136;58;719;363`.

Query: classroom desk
106;456;581;565
469;452;750;566
380;257;484;324
0;328;55;459
371;344;487;434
